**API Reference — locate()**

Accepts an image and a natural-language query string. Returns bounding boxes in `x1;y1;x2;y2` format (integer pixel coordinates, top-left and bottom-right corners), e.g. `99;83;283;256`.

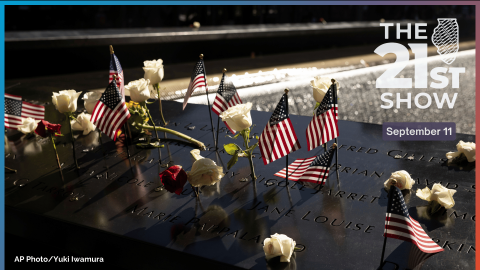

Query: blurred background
6;5;474;30
5;5;476;134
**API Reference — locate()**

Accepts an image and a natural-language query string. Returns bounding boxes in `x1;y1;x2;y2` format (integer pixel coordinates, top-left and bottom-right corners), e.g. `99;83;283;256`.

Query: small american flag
212;73;242;134
183;59;208;110
306;85;338;151
4;93;45;130
258;93;301;165
274;148;335;184
109;53;124;98
384;186;444;254
90;78;130;141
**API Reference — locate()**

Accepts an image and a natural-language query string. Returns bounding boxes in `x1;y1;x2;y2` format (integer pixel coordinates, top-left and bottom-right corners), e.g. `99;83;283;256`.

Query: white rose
52;90;82;113
446;140;475;162
125;78;151;103
82;92;102;114
431;183;456;209
311;77;340;103
416;184;456;209
263;233;296;262
17;117;39;134
384;170;414;190
219;103;253;132
71;113;96;135
143;59;164;85
187;158;224;187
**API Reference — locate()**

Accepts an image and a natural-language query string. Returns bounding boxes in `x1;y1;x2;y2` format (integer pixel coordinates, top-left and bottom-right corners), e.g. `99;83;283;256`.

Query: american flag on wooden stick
183;59;208;110
274;148;335;184
258;93;301;165
212;72;242;134
4;93;45;130
384;186;444;254
306;85;338;151
109;51;124;98
90;78;130;141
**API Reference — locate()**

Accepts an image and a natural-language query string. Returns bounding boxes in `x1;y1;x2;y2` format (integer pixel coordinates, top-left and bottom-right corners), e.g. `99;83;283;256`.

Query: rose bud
160;165;188;195
82;92;102;114
263;233;296;262
17;117;39;135
143;59;164;85
311;76;340;103
219;103;253;132
35;120;62;138
52;90;82;114
71;112;96;135
125;78;152;103
384;170;414;190
187;158;224;187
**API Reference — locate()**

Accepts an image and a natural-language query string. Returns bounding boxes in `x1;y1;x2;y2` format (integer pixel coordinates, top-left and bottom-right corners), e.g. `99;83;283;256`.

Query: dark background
5;6;475;79
5;5;475;31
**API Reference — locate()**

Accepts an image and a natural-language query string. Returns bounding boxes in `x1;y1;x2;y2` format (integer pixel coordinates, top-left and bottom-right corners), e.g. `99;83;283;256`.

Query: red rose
160;165;188;195
35;120;62;138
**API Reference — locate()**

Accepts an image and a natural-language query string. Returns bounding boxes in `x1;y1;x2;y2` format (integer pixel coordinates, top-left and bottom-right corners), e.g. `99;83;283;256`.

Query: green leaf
224;143;240;155
227;132;241;139
227;151;239;170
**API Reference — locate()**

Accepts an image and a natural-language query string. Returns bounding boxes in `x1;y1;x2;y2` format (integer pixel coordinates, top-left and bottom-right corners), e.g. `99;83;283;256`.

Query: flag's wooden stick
284;89;290;186
331;79;340;182
380;180;396;267
201;54;217;150
123;124;132;158
215;68;227;150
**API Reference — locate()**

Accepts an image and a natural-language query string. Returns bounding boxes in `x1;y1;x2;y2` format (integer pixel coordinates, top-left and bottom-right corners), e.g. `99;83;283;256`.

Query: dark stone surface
5;101;475;269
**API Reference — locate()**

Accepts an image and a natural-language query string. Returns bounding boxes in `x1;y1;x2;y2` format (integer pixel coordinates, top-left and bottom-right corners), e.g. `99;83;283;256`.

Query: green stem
67;114;80;169
242;128;257;180
135;123;206;150
143;102;161;143
51;134;65;181
155;85;167;126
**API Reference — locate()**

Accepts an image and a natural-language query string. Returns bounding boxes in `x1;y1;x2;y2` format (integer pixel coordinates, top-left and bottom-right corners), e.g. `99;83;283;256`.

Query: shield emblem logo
432;18;459;65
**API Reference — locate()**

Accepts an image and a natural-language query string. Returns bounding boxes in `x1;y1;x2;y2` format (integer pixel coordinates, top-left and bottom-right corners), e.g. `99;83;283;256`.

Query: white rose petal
430;183;456;209
125;78;151;103
415;186;432;201
52;90;82;113
446;140;476;162
17;117;39;134
143;59;164;85
384;170;414;190
311;77;340;103
71;113;96;135
82;92;102;114
263;233;296;262
187;158;224;187
190;149;204;161
219;103;253;132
